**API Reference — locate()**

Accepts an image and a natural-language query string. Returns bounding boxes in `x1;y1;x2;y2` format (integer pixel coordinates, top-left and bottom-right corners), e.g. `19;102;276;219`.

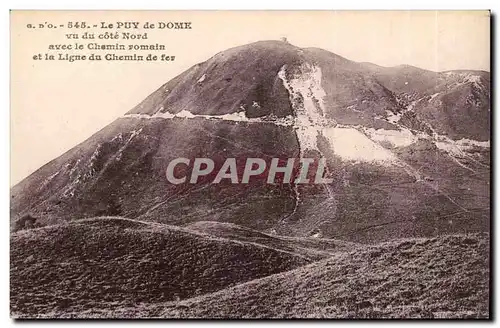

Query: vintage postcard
10;10;491;319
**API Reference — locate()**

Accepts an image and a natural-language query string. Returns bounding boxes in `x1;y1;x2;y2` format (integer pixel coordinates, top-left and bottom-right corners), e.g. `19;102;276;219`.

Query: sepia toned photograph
10;10;491;319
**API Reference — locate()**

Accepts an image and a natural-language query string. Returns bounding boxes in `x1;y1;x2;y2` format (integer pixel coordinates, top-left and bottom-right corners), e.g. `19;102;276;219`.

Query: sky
10;10;490;185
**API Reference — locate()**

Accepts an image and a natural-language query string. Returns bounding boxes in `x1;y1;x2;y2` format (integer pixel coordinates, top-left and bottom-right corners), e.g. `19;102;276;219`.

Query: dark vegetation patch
10;217;309;318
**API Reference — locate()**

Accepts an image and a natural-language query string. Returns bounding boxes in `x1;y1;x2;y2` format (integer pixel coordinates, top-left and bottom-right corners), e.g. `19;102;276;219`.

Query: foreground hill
162;233;488;319
10;217;311;318
14;228;488;319
62;233;488;319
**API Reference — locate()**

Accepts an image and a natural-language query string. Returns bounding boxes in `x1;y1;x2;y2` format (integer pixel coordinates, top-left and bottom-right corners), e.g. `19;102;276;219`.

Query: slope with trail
11;40;490;242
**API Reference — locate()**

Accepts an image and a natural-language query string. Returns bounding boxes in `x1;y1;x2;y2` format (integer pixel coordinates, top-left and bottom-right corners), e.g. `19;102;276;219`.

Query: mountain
10;40;491;319
11;40;490;242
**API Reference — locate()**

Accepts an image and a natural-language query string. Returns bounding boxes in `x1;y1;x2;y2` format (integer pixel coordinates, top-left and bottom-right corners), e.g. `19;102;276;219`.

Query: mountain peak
12;40;490;244
126;40;311;118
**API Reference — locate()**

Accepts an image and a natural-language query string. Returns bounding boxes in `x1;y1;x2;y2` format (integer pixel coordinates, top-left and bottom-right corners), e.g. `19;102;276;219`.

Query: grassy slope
185;221;358;260
11;218;489;319
72;233;488;319
10;217;311;318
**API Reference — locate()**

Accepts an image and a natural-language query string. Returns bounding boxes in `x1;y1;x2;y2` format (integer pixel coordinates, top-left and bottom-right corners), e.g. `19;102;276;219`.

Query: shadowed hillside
10;217;311;318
